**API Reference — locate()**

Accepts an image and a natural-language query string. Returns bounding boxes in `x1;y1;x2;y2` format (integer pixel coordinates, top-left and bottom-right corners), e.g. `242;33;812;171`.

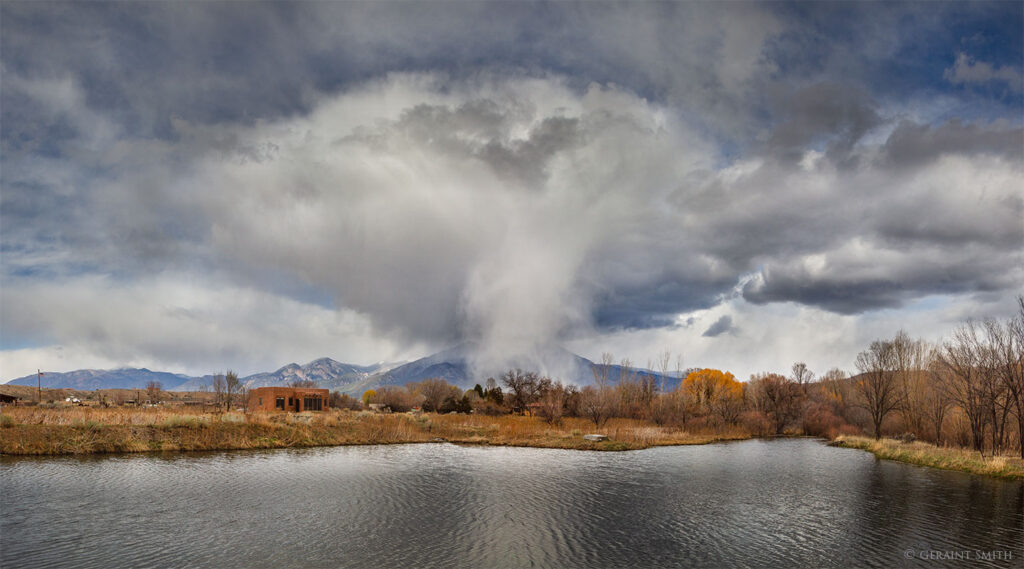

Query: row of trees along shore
360;297;1024;458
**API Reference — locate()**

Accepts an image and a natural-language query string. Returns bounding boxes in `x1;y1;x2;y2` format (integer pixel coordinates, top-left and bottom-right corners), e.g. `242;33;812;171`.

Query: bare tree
643;353;676;425
713;389;745;425
376;385;420;412
225;370;242;411
615;358;653;419
992;296;1024;458
582;353;616;426
983;319;1014;454
657;351;672;394
211;374;227;411
892;331;930;438
580;385;613;428
648;393;677;426
855;339;903;440
924;350;953;446
939;322;992;454
145;381;163;404
590;353;613;389
749;373;804;435
791;362;814;389
410;378;459;413
501;369;541;415
290;379;319;388
330;391;362;410
819;368;848;411
536;382;566;424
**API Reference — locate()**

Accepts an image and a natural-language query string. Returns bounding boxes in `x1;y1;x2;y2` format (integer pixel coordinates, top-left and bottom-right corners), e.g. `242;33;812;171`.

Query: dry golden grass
0;406;750;455
832;435;1023;480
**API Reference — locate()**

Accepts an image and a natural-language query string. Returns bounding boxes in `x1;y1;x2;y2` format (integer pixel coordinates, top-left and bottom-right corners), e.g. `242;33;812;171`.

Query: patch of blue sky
0;337;51;351
770;2;1021;100
901;295;953;314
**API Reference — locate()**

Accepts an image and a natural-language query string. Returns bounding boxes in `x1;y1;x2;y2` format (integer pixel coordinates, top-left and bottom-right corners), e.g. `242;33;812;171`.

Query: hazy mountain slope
172;358;397;393
6;368;195;391
376;343;683;390
3;349;683;393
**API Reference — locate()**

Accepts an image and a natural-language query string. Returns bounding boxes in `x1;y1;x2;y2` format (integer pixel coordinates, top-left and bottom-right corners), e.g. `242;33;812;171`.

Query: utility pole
37;369;44;405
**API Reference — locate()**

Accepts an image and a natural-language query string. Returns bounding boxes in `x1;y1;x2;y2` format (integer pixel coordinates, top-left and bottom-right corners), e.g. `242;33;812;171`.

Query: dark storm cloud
880;120;1024;168
743;257;1014;316
2;1;1018;164
764;82;881;165
702;316;734;338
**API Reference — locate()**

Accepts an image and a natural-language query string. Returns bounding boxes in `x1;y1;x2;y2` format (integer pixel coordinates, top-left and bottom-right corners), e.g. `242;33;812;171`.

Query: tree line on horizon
133;297;1021;459
356;297;1023;459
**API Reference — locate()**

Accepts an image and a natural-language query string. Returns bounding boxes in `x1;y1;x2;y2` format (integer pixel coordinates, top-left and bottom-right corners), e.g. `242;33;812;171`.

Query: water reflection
2;439;1021;568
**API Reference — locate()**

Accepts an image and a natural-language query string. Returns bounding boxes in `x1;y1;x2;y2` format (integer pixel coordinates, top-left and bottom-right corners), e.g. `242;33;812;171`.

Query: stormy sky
1;1;1021;381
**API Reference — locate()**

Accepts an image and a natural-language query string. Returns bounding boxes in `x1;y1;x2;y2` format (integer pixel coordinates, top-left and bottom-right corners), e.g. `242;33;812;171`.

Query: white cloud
0;274;415;379
565;291;1007;382
944;52;1023;92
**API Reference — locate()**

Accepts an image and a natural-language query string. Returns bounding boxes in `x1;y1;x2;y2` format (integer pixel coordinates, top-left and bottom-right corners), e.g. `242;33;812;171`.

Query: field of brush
0;406;751;455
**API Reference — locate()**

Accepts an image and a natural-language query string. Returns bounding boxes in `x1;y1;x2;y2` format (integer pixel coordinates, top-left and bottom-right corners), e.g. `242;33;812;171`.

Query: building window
258;397;263;406
303;397;322;411
276;397;285;410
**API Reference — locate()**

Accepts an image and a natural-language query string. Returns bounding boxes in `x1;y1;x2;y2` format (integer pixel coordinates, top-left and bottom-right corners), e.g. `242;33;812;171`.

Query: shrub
475;400;507;416
827;423;862;439
0;414;14;428
802;403;844;438
377;386;420;413
330;392;362;411
740;410;771;437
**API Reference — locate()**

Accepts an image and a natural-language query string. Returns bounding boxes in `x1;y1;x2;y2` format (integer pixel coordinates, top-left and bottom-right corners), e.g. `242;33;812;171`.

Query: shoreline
0;424;752;457
830;435;1023;480
3;409;1021;480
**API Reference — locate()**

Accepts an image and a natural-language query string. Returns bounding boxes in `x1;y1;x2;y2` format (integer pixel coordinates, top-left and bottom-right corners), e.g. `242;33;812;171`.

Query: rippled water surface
2;439;1022;568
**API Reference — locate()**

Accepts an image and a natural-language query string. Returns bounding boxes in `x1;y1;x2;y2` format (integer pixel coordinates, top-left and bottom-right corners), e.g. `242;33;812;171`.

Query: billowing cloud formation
1;2;1022;379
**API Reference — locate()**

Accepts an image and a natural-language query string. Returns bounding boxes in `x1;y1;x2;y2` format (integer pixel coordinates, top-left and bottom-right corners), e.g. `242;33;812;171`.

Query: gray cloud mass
702;316;735;338
1;1;1021;378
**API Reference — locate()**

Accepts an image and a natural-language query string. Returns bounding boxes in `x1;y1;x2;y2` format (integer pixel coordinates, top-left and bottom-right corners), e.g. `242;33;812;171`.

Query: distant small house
248;387;329;412
0;393;18;405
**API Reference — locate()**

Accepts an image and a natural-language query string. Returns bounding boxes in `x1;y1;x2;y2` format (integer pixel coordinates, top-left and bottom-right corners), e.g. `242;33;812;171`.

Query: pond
2;439;1021;568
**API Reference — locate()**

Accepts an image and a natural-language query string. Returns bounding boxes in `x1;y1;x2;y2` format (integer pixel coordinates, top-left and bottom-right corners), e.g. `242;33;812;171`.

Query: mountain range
5;344;684;394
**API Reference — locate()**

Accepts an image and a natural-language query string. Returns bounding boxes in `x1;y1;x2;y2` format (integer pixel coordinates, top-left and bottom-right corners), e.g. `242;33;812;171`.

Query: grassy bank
0;407;750;455
831;435;1024;480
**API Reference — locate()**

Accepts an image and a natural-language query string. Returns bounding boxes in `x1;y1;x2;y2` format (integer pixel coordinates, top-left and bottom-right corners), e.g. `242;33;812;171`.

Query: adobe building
248;387;329;412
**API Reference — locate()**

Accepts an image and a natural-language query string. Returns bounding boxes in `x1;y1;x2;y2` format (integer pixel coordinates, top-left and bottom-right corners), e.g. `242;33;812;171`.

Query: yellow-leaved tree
682;369;744;423
361;389;377;407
